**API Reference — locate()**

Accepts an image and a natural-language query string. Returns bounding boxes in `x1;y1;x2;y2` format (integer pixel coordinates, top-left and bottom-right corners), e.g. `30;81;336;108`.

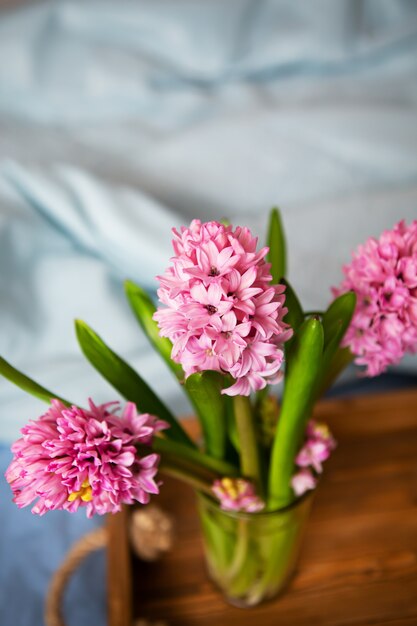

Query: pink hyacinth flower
291;469;317;497
296;421;337;473
333;219;417;376
5;399;169;518
154;220;292;396
212;477;264;513
291;420;336;497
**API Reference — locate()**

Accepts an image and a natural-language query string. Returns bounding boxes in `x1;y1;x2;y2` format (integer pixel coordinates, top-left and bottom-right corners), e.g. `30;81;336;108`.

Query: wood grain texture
107;506;132;626
108;389;417;626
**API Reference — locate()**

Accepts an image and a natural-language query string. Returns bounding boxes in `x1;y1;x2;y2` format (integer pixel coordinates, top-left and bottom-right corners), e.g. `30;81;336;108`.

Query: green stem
247;516;297;605
225;519;249;582
158;461;213;495
152;436;239;478
140;441;219;495
233;396;263;494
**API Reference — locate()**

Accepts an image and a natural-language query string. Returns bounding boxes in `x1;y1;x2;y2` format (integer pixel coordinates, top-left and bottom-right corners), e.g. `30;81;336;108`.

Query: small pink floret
291;469;317;497
5;399;169;517
291;420;336;497
296;421;337;474
333;219;417;376
212;477;264;513
154;220;292;395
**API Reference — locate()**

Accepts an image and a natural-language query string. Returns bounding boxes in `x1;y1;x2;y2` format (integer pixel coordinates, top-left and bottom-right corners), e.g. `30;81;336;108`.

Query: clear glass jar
196;490;314;608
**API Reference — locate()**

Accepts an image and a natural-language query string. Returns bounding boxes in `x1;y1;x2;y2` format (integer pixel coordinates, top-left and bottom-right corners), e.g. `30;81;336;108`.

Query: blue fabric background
0;447;106;626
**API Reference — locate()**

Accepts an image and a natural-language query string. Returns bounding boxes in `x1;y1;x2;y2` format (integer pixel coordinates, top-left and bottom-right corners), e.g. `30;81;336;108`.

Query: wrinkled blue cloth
0;1;417;625
1;0;417;125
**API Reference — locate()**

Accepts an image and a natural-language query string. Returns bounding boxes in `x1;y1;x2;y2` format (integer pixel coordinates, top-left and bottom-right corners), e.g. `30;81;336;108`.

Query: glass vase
196;490;314;608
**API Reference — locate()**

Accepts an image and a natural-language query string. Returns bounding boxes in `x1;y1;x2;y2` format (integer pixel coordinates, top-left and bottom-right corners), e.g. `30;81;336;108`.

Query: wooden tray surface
108;389;417;626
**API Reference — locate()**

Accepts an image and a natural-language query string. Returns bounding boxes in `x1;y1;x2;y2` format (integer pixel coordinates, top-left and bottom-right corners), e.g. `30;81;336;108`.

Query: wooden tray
108;389;417;626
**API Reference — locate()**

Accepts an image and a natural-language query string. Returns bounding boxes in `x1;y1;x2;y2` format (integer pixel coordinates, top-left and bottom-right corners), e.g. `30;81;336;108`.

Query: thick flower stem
233;396;263;495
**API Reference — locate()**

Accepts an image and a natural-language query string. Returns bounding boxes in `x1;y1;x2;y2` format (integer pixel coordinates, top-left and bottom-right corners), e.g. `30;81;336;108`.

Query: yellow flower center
220;477;246;500
315;423;330;438
68;479;93;503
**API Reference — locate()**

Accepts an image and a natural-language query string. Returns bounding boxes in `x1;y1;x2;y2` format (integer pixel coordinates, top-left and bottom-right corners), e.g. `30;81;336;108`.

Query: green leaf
214;396;241;468
268;317;324;510
75;320;195;448
322;291;356;353
281;278;304;368
316;291;356;398
282;279;303;334
0;355;69;406
319;346;354;397
266;208;287;283
185;371;226;459
124;280;183;381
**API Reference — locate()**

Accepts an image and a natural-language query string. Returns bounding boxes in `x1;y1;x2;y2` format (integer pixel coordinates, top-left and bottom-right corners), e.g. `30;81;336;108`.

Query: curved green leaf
282;279;303;334
268;317;324;509
281;278;304;369
322;291;356;353
124;280;183;381
185;371;226;459
0;355;69;406
75;320;194;448
316;291;356;398
319;346;354;398
266;207;287;283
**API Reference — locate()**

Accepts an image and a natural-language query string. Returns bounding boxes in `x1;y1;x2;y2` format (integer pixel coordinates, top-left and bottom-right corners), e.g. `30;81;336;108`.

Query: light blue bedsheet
0;1;416;624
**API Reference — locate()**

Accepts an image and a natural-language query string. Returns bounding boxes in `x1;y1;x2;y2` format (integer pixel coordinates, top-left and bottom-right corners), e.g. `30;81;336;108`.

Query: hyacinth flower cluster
2;210;416;518
333;219;417;376
6;400;168;517
153;219;292;396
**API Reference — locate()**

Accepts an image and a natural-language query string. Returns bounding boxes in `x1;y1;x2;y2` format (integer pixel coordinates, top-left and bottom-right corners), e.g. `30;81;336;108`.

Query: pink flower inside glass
5;399;168;517
153;220;292;395
212;477;264;513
